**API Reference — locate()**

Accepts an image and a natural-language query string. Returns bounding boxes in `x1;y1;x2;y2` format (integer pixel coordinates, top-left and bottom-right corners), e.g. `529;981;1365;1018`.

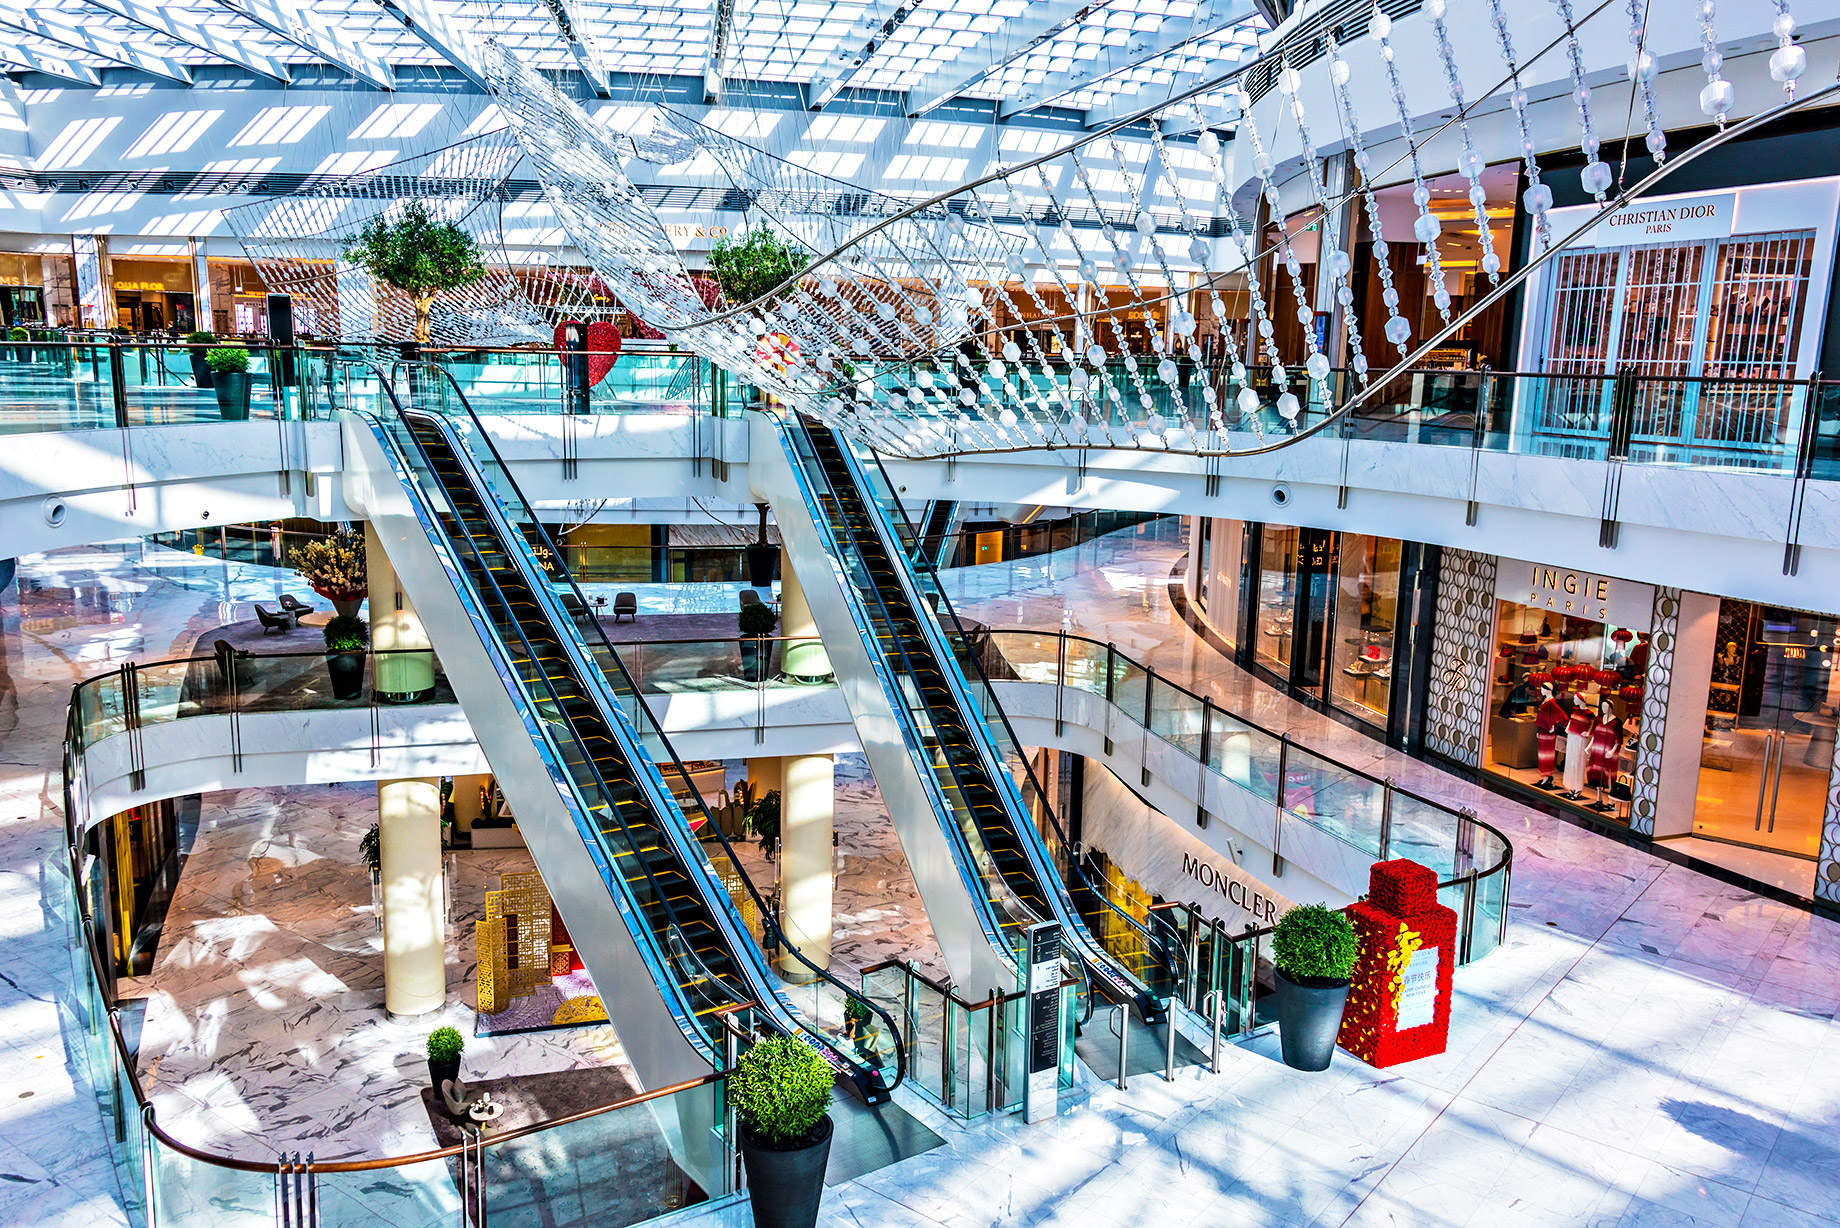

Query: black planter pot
1273;969;1350;1072
214;370;250;419
189;350;214;389
739;635;772;683
738;1115;832;1228
428;1056;460;1093
326;650;365;700
745;543;778;588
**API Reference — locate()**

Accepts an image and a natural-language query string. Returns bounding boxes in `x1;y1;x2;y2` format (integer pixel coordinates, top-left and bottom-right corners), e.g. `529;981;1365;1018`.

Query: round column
777;753;834;982
379;777;445;1018
777;546;832;683
366;522;435;701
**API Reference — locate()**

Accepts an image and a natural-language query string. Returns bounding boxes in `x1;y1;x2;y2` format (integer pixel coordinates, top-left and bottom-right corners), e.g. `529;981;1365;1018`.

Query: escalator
916;500;959;570
778;414;1175;1022
348;365;902;1106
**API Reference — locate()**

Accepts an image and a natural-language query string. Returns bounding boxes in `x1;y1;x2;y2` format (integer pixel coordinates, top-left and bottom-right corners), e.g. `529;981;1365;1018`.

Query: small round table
1792;711;1838;766
297;611;333;628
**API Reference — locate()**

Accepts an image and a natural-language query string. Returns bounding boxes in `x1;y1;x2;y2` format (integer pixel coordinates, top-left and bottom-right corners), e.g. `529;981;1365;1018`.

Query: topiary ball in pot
738;601;777;683
426;1025;465;1091
1271;903;1358;1072
323;613;369;701
731;1034;835;1228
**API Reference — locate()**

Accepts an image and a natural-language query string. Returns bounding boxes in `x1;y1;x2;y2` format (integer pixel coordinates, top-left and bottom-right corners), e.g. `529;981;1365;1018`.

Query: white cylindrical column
777;753;834;982
778;545;832;683
366;522;436;701
379;777;445;1018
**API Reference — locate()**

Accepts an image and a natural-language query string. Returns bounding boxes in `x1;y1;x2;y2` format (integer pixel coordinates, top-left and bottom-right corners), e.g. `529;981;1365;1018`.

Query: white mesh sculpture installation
478;0;1827;461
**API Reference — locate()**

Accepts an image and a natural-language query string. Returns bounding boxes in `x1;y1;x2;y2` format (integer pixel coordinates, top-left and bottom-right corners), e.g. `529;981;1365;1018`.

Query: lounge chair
277;594;315;623
253;604;292;635
612;592;638;623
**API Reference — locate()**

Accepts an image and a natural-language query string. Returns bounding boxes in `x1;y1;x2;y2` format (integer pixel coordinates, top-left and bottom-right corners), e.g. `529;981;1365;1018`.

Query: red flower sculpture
552;319;621;386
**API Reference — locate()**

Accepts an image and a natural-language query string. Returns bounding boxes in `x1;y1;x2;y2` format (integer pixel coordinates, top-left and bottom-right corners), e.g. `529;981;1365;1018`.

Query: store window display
1254;525;1299;671
1485;600;1649;821
1328;535;1401;722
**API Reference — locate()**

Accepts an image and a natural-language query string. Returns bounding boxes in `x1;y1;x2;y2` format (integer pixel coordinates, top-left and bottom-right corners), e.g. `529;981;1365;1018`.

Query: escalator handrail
348;394;720;1062
866;461;1194;996
773;414;1026;969
798;417;1155;1001
400;364;905;1092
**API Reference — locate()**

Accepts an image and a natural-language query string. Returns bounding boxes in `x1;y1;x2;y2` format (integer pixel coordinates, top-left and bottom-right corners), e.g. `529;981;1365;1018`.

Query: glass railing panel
131;660;195;725
1386;792;1460;879
1060;637;1110;698
1277;744;1384;855
0;341;115;434
151;1145;276;1227
1148;680;1205;759
1111;656;1149;730
78;675;127;747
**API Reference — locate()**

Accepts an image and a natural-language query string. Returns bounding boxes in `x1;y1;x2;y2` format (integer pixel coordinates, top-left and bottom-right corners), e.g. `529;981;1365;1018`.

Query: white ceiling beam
903;0;1094;118
83;0;291;81
0;41;101;84
809;2;921;110
215;0;396;89
373;0;489;90
1083;50;1245;129
997;0;1258;120
0;10;194;82
703;0;734;104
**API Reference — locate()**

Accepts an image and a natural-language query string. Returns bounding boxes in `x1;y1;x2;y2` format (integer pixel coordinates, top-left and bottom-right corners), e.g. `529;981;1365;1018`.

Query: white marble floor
4;534;1840;1228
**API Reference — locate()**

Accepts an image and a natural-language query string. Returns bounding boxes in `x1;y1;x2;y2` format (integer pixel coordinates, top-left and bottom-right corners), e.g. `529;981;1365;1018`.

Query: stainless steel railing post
1112;1004;1129;1090
1164;998;1178;1082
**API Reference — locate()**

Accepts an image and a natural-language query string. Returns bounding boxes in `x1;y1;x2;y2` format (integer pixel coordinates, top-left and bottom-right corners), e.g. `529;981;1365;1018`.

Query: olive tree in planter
738;600;777;684
708;226;810;308
323;613;369;700
746;788;781;860
731;1034;834;1228
343;200;488;346
184;330;216;388
1271;903;1359;1072
426;1025;465;1092
207;347;251;419
286;528;368;619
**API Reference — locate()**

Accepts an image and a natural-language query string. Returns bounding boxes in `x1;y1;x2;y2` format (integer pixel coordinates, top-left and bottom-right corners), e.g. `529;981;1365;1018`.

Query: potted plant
1271;903;1359;1072
184;330;216;387
731;1033;834;1228
287;528;368;619
323;612;369;700
6;326;26;361
738;600;777;683
208;347;251;419
359;822;382;882
708;226;810;309
343;200;489;345
746;788;781;860
426;1026;465;1091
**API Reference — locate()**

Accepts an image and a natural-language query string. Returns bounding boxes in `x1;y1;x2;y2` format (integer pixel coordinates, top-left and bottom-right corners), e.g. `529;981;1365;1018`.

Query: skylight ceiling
0;0;1263;121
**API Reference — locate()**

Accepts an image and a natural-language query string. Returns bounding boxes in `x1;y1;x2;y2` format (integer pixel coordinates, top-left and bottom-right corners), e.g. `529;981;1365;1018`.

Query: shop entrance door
1694;602;1839;858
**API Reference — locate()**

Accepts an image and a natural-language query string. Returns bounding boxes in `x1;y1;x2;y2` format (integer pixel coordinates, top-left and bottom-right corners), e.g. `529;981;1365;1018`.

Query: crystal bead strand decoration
1548;0;1611;199
1485;0;1554;254
986;182;1086;443
1424;0;1502;291
1177;94;1265;436
1014;176;1125;440
961;187;1077;447
1322;32;1413;360
1147;124;1234;434
1770;0;1806;98
1697;2;1735;124
1089;139;1182;436
1239;73;1329;421
1028;164;1139;443
1062;149;1161;435
1371;5;1453;326
1103;134;1198;435
1275;55;1374;389
1626;0;1667;163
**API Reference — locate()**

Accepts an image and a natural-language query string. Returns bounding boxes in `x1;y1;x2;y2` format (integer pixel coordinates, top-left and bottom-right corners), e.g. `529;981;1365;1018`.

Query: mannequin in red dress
1535;684;1566;789
1588;700;1622;812
1561;694;1595;799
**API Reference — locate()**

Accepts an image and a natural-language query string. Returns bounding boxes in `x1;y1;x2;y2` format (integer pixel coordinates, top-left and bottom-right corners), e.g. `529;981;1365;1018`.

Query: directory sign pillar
1023;921;1062;1124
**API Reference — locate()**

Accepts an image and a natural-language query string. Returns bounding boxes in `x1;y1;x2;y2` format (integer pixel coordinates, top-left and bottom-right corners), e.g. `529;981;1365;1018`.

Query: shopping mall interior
1;1;1838;1226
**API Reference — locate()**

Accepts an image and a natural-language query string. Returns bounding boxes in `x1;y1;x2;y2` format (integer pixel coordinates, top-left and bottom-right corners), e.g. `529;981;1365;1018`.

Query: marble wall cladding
1818;728;1840;905
1629;587;1681;837
1426;549;1498;767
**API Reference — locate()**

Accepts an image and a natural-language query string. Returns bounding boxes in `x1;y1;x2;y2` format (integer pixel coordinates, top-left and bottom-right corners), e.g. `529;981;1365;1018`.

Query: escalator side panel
748;414;1013;995
343;417;715;1090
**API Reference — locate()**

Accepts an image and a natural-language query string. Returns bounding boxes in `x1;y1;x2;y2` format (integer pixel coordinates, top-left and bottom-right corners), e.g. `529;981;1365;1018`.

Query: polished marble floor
3;534;1839;1227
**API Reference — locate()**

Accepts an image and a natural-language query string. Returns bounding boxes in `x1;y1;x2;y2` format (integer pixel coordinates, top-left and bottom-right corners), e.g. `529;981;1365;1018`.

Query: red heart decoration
553;320;622;386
